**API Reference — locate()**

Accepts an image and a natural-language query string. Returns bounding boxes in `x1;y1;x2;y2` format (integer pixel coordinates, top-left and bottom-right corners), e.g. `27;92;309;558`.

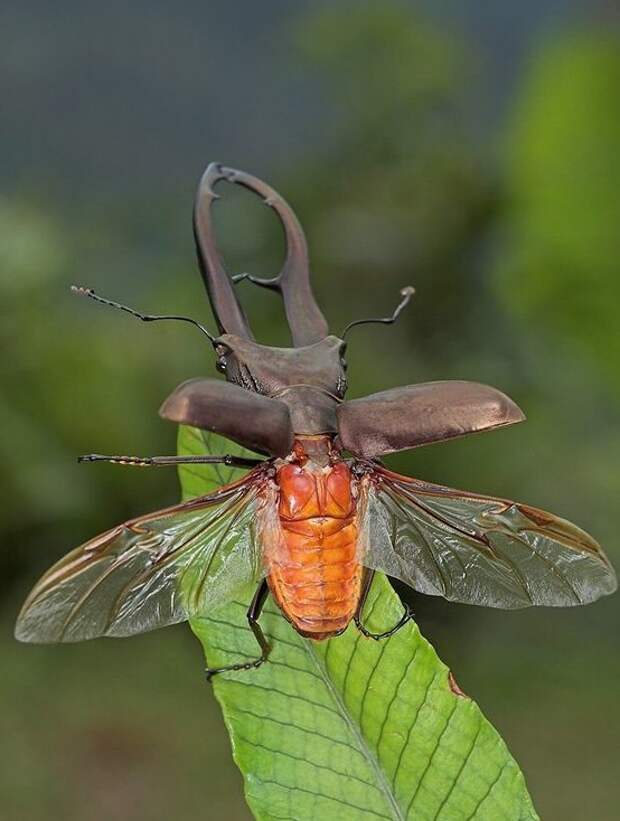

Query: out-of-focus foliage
0;623;250;821
0;199;217;587
291;4;495;365
497;32;620;395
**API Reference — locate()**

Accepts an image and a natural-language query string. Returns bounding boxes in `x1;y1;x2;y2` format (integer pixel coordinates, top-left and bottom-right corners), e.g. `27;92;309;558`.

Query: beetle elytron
16;163;617;677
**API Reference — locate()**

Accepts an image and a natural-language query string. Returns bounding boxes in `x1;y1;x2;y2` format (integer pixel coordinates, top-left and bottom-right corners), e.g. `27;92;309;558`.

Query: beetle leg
354;569;413;640
206;580;271;681
78;453;264;468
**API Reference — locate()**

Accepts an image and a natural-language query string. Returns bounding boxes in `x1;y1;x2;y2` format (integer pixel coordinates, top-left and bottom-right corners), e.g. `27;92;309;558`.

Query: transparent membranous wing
15;474;267;643
361;468;617;608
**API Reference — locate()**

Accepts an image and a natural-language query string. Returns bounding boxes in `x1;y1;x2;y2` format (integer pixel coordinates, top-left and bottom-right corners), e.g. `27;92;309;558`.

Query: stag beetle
16;163;616;679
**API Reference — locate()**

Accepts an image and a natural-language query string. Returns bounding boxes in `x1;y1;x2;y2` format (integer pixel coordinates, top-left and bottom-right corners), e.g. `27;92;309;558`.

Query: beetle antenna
341;286;415;340
71;285;216;343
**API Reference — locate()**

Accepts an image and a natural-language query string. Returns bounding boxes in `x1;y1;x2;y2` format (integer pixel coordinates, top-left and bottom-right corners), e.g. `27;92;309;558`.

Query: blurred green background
2;2;619;819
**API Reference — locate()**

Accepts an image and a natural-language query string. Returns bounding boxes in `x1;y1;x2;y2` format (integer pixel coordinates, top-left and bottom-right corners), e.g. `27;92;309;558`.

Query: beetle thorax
215;334;347;398
216;334;348;436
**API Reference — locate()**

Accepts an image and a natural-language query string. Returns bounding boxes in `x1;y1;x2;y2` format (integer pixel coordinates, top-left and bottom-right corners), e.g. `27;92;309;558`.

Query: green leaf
177;425;262;500
178;425;539;821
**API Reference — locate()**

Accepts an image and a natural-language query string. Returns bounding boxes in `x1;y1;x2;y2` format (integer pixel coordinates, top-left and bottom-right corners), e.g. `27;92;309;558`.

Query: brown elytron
265;438;362;640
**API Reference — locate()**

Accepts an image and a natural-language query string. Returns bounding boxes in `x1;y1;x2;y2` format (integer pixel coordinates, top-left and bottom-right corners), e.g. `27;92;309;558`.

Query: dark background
2;2;619;819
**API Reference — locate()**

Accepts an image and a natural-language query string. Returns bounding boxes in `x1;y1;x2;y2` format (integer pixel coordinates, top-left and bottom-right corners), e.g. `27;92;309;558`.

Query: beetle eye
214;344;229;374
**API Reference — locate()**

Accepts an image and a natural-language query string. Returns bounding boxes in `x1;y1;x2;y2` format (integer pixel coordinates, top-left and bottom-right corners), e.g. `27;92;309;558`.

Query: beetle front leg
78;453;264;469
206;580;271;681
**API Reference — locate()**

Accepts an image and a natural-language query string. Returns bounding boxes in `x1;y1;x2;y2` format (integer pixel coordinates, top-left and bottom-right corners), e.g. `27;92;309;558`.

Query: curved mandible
194;163;255;339
195;163;329;346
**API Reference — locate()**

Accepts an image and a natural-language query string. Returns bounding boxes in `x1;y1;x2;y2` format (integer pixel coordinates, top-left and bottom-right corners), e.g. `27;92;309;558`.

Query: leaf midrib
302;640;406;821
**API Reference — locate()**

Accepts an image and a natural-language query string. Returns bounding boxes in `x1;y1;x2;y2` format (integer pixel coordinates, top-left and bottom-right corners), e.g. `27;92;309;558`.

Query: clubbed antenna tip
341;284;417;340
71;284;93;296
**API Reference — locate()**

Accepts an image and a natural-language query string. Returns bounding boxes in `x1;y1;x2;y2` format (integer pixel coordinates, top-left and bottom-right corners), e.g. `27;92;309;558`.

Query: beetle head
212;333;348;400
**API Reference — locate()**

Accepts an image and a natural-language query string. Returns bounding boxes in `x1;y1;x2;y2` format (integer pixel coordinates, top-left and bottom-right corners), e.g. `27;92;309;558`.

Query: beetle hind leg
205;580;271;681
354;569;413;641
354;604;413;641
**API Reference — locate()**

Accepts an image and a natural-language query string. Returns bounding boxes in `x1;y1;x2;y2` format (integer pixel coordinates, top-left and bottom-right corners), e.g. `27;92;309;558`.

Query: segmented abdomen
264;460;362;640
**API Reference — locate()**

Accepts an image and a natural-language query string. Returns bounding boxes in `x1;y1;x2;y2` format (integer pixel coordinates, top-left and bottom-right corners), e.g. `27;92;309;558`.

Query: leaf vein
235;733;383;792
406;698;459;816
303;645;406;820
253;779;392;820
465;760;508;820
391;671;439;791
375;644;418;758
229;706;367;757
434;720;482;819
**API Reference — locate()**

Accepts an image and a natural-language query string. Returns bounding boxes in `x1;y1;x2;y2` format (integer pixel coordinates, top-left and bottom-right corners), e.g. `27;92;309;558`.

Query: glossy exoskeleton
16;163;617;678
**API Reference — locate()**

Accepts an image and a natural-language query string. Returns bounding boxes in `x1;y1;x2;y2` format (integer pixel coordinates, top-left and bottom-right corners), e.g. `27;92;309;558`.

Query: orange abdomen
265;458;362;640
